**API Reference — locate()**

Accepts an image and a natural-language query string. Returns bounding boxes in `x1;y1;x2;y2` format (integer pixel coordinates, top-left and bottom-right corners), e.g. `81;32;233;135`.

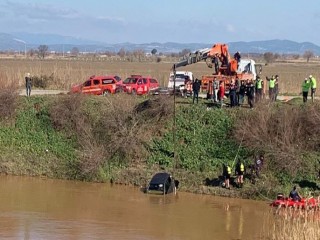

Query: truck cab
168;71;194;90
237;59;261;80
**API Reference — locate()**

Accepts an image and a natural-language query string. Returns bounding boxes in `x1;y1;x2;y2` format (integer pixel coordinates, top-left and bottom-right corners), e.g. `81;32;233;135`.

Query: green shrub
148;105;249;172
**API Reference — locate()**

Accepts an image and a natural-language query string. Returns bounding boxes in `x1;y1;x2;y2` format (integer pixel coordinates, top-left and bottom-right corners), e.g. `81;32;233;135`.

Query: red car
122;75;159;95
71;75;121;95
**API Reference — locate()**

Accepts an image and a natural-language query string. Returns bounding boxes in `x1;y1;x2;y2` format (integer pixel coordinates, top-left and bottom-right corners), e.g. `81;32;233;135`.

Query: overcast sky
1;0;320;45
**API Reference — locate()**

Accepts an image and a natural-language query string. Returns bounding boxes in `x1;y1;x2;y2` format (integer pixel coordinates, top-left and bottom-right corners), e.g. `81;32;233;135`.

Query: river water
0;175;272;240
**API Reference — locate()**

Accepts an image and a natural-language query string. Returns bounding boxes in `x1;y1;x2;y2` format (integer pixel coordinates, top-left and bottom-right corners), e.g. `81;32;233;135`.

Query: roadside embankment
0;90;319;200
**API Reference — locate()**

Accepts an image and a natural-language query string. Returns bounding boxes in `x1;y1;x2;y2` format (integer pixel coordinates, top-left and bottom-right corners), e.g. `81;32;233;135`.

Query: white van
168;71;194;90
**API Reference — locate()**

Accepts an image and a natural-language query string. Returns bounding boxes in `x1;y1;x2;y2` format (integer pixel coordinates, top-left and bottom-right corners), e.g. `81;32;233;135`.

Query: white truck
167;71;194;90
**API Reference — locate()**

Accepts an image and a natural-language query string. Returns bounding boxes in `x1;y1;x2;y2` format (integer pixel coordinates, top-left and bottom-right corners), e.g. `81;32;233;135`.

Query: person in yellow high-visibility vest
235;161;245;188
266;75;276;101
309;75;317;102
302;78;310;103
223;164;232;189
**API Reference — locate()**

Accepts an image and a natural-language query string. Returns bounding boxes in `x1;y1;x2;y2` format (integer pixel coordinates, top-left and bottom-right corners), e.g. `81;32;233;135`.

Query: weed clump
48;94;173;180
234;103;320;181
0;73;18;120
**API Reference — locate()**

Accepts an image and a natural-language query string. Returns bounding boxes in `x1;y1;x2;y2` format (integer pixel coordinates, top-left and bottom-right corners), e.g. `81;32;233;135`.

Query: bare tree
71;47;80;56
151;48;157;55
303;50;314;62
263;52;275;63
117;48;126;58
292;54;300;60
38;45;49;59
179;49;191;57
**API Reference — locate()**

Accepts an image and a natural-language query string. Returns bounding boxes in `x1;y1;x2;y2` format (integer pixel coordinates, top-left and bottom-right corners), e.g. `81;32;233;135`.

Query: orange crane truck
172;43;262;97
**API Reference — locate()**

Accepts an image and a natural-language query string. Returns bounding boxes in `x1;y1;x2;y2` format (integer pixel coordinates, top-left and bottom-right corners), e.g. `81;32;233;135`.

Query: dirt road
19;89;69;96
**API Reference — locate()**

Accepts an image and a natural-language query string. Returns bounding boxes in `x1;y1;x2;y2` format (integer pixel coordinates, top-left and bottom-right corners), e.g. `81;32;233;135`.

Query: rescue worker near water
235;160;245;188
309;75;317;103
302;77;310;103
289;186;302;202
223;164;232;189
266;75;276;101
255;75;263;102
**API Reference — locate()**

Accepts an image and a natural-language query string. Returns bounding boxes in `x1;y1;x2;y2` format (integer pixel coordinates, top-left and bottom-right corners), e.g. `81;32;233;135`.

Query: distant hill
0;32;319;55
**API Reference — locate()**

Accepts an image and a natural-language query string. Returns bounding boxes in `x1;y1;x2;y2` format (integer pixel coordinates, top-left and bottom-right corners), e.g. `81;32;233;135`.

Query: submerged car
147;172;177;195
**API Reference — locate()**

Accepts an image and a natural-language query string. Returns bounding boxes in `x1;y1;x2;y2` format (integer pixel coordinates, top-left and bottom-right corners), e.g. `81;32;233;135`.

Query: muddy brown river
0;175;272;240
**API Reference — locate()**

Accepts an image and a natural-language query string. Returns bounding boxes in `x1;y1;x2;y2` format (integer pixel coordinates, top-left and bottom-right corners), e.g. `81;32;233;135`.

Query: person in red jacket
219;81;225;108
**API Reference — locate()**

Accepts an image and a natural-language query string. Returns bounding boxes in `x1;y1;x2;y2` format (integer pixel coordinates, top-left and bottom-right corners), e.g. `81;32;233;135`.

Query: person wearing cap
25;73;32;97
302;77;310;103
309;75;317;102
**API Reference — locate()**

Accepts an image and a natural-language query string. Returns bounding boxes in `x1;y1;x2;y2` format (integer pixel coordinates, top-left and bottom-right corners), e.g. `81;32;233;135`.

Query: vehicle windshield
123;78;138;84
170;74;187;81
114;76;121;82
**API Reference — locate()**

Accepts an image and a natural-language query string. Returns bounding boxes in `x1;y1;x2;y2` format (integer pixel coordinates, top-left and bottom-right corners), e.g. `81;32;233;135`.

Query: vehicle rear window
150;79;158;83
102;79;115;84
123;78;138;84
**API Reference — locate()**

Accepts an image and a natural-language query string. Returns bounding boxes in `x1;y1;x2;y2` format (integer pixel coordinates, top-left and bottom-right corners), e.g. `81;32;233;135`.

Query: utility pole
13;38;27;58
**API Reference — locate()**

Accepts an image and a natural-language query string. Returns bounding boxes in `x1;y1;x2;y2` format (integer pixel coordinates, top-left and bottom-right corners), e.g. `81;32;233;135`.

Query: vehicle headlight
159;184;163;187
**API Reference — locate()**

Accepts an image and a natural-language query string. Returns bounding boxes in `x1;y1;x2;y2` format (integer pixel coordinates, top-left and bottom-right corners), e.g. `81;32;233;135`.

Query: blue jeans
193;91;199;103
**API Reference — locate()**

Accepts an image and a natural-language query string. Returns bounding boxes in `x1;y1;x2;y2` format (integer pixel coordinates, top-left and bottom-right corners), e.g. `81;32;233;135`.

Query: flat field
1;58;319;94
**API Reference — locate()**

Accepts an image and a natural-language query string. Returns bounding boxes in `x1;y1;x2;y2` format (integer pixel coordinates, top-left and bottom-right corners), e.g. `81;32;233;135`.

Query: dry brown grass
0;71;18;120
262;208;320;240
234;102;320;177
48;94;173;178
0;58;319;94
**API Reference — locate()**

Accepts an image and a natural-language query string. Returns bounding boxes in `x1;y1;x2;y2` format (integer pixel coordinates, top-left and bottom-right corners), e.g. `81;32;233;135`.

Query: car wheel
116;88;123;93
103;90;110;96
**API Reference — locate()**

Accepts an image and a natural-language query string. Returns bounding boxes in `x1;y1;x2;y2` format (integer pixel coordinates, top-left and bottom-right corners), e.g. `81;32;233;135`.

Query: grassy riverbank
0;91;319;200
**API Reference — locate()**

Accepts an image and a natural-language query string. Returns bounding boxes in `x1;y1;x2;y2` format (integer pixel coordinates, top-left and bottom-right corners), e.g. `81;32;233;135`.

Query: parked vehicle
122;75;159;95
167;71;194;91
146;172;177;195
71;75;121;95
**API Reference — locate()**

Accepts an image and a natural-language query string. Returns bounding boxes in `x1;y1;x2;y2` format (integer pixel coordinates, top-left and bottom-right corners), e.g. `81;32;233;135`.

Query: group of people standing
302;75;317;103
212;76;264;109
223;155;264;189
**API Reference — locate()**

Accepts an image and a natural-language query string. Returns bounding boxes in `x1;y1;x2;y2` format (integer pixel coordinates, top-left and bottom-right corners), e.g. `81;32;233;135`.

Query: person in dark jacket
238;80;246;106
25;73;32;97
246;79;255;108
289;186;302;202
192;79;201;104
229;79;237;107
